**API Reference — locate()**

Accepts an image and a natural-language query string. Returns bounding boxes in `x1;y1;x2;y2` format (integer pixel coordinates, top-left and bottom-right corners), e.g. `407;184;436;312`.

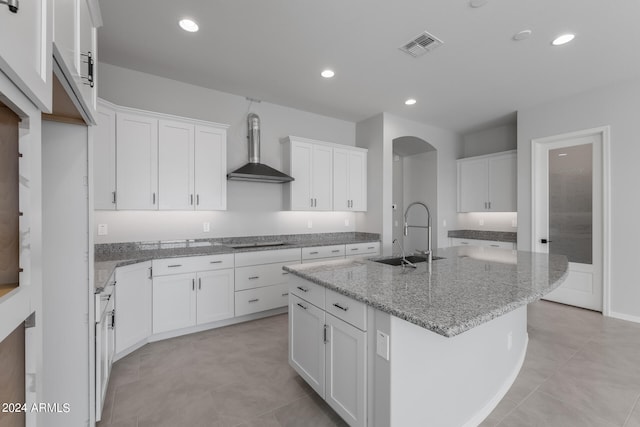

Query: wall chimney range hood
227;113;294;183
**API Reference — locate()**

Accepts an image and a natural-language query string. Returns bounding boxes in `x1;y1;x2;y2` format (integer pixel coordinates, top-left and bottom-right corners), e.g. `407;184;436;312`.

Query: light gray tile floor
98;301;640;427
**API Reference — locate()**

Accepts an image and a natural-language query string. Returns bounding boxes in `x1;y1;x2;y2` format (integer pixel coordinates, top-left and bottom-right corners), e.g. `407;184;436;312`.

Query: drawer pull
248;276;260;280
168;264;182;268
309;251;319;255
490;244;499;247
282;292;289;297
297;302;307;310
461;242;469;245
282;272;289;275
332;250;341;253
350;248;358;251
333;303;349;312
210;260;223;264
297;286;309;293
367;246;375;250
248;298;259;303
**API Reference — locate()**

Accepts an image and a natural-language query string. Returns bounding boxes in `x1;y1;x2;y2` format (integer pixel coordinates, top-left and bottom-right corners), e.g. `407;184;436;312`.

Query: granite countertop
283;246;568;338
94;232;380;292
448;229;517;243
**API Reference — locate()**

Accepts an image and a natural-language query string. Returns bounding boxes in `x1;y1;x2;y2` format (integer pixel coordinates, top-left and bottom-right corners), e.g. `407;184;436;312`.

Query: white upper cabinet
194;125;227;210
116;112;159;210
283;136;366;212
0;0;52;111
52;0;101;123
93;102;116;210
333;148;367;211
158;120;194;210
457;150;516;212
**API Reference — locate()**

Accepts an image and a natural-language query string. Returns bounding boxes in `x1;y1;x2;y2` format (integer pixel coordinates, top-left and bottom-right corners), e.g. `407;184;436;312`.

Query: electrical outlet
507;332;513;351
344;219;349;226
307;220;313;229
97;224;108;236
512;218;517;228
443;219;447;228
376;330;390;361
479;218;484;226
203;222;210;232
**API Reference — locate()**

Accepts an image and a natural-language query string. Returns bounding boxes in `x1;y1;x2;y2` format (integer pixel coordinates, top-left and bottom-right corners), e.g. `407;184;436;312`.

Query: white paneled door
158;120;194;210
194;125;227;210
532;129;607;312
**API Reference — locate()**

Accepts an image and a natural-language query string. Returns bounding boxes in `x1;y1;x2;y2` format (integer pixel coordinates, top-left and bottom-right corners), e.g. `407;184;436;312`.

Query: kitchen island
284;246;568;427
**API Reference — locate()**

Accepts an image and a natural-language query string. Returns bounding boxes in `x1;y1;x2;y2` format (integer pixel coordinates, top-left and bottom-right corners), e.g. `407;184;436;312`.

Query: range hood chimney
227;113;294;183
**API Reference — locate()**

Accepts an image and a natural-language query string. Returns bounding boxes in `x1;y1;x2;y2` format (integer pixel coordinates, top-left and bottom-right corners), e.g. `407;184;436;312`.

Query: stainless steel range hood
227;113;294;183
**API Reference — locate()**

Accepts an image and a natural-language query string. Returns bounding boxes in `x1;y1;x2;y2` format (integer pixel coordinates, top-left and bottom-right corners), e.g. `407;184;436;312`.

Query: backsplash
456;212;517;232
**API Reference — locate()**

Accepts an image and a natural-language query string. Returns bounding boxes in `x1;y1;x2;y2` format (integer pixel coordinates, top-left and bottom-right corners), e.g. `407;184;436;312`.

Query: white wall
391;154;404;249
96;63;358;243
462;123;517;158
517;77;640;320
403;151;438;251
382;114;462;254
355;114;385;237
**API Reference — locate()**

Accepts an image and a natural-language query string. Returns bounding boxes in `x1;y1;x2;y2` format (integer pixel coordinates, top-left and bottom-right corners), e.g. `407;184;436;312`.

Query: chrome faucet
404;201;432;264
392;238;416;268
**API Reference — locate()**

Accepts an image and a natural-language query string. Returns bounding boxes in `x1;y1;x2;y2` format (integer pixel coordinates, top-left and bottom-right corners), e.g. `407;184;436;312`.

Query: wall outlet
512;219;517;228
97;224;108;236
203;222;210;232
307;220;313;229
479;218;484;226
507;331;513;351
376;330;390;361
344;218;349;226
443;219;447;228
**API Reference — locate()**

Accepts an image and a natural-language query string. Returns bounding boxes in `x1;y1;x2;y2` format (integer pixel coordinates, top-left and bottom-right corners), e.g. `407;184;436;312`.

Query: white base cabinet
115;262;152;355
289;277;367;427
449;238;515;250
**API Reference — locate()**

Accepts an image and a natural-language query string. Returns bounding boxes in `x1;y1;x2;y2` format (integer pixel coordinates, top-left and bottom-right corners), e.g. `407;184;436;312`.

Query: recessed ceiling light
513;30;532;41
405;98;417;106
552;33;575;46
179;18;199;33
321;69;335;78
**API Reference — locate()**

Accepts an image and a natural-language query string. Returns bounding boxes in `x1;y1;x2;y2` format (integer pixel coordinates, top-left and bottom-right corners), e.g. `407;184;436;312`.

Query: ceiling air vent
399;31;443;57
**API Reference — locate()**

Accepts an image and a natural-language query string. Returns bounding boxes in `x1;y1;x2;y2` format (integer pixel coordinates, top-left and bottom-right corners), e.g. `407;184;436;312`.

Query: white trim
462;334;529;427
281;135;366;152
530;126;611;315
608;311;640;324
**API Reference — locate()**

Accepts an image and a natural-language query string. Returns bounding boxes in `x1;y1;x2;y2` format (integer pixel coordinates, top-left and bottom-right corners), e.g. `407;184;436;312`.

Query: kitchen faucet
403;201;432;264
392;238;416;268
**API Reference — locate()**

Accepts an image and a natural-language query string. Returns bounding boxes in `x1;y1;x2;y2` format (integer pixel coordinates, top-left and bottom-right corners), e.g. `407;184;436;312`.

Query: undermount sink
374;255;445;266
226;241;290;249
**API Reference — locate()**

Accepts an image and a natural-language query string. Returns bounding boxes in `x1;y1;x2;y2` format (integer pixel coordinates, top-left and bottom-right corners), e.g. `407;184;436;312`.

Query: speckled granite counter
94;232;379;292
448;229;517;243
283;246;567;337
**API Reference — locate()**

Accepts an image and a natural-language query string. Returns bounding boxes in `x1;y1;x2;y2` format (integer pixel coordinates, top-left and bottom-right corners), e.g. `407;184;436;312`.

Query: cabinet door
312;144;333;210
194;125;226;210
116;112;158;210
158;120;194;210
196;269;234;324
94;105;116;210
348;150;366;211
289;295;325;397
325;313;367;427
115;262;152;355
457;158;489;212
0;0;52;110
77;0;97;119
333;148;349;211
152;273;197;334
488;153;516;212
289;141;313;210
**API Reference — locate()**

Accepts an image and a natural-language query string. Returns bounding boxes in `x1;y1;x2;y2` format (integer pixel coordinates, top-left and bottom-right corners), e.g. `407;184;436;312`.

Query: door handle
540;238;552;244
198;277;201;290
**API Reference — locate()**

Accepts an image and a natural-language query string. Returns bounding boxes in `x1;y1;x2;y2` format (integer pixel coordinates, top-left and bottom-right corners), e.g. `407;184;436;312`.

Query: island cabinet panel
325;313;367;427
115;261;152;355
289;295;326;397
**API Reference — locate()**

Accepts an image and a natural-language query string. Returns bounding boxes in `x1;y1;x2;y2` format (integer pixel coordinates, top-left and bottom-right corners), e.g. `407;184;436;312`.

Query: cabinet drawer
235;262;298;291
234;248;301;267
289;276;325;309
345;242;380;257
301;256;344;264
302;245;345;260
235;283;289;317
325;289;367;331
152;254;234;276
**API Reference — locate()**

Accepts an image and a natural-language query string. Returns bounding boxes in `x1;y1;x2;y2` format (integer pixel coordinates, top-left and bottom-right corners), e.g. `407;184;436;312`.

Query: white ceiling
97;0;640;134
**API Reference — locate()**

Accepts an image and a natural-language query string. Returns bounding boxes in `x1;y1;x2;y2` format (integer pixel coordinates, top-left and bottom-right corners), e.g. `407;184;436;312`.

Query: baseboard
608;311;640;324
462;333;529;427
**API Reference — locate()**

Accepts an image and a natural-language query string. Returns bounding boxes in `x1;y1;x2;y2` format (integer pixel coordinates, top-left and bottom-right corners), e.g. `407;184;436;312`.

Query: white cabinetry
95;278;114;422
152;255;235;334
94;101;116;209
0;0;52;110
449;238;515;250
114;261;152;355
302;245;345;263
345;242;380;259
116;112;159;210
52;0;100;122
283;137;333;210
158;121;227;210
457;151;516;212
234;248;300;316
333;148;367;211
289;277;367;427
